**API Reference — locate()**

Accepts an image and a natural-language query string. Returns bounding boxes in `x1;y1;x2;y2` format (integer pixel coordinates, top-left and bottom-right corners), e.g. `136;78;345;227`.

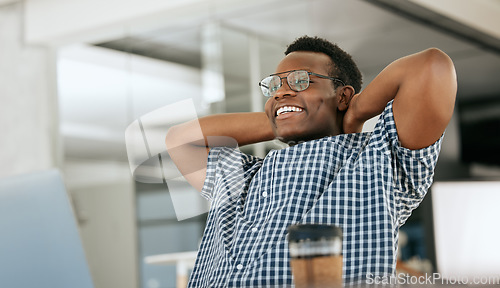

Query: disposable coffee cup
288;224;343;288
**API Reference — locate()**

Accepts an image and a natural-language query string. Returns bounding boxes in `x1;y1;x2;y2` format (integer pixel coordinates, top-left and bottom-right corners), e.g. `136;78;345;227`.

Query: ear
337;85;355;111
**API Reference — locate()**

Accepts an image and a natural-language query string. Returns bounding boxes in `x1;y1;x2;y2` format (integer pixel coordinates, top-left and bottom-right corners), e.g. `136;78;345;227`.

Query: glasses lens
268;76;281;96
259;77;271;97
260;75;281;97
288;71;309;92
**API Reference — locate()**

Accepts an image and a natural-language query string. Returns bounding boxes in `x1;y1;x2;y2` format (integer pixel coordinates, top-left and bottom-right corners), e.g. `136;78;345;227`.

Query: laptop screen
0;169;94;288
432;181;500;280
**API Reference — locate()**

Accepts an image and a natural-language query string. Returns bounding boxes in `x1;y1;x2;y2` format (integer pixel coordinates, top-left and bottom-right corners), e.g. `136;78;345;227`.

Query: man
166;36;457;287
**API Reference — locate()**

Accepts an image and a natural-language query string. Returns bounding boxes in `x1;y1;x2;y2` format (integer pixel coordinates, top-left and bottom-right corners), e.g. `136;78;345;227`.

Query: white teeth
276;106;303;116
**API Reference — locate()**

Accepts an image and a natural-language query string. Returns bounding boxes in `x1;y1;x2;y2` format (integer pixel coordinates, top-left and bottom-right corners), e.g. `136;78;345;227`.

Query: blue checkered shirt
188;100;442;287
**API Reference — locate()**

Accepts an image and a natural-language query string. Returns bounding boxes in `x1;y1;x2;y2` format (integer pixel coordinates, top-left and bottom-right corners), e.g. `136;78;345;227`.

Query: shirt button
251;227;258;233
236;264;243;270
262;192;268;197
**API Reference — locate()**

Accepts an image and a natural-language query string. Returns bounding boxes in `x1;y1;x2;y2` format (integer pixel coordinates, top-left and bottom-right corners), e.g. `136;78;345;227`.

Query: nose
273;78;296;100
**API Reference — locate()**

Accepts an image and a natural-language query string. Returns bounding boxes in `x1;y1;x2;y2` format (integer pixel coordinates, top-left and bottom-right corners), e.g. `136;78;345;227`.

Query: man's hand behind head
342;93;365;134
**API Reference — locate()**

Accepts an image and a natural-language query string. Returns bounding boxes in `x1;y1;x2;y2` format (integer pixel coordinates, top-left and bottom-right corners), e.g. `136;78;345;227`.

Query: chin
275;130;299;142
276;134;313;146
277;138;305;146
277;131;337;145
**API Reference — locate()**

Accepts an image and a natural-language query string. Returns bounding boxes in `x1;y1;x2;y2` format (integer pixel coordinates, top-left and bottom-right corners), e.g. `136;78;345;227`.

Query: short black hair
285;36;362;93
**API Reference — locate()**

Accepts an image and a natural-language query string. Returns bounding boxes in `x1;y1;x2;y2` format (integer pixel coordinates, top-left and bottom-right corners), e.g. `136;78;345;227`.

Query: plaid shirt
188;101;442;287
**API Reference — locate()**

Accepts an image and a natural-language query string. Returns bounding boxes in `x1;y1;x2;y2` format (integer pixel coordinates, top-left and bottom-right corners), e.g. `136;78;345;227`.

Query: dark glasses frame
258;70;346;97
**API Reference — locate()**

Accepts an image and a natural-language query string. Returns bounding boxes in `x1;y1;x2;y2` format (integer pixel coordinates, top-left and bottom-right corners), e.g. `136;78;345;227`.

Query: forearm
349;50;426;122
353;49;448;118
345;48;457;149
165;112;274;191
168;112;275;148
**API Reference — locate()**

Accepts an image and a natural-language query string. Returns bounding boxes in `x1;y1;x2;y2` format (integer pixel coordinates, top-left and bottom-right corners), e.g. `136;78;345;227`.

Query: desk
144;251;197;288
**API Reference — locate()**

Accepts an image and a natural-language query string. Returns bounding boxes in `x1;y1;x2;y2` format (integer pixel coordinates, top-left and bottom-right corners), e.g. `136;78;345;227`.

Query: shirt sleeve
200;146;263;201
375;100;444;225
200;147;221;201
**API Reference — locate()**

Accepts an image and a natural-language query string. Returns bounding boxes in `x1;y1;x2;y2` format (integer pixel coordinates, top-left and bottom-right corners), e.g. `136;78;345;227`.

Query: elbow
420;48;457;98
423;47;451;61
423;47;447;57
423;48;457;87
422;48;458;124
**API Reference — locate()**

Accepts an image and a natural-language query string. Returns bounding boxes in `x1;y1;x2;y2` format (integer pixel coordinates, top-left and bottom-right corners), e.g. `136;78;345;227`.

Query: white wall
65;160;138;288
57;44;205;288
0;2;59;178
0;0;18;6
0;4;140;286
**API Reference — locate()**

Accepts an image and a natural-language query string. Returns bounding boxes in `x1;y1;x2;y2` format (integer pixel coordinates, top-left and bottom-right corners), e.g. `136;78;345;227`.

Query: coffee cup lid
287;224;342;242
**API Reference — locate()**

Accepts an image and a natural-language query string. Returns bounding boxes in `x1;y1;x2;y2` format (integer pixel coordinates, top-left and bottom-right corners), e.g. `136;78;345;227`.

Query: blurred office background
1;0;500;288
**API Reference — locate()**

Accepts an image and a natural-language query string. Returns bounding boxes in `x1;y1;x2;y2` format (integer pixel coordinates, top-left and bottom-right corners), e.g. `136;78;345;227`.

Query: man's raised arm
165;112;274;192
344;48;457;150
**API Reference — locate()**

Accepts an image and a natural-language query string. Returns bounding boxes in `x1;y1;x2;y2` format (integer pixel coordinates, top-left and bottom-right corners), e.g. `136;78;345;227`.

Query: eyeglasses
258;70;345;97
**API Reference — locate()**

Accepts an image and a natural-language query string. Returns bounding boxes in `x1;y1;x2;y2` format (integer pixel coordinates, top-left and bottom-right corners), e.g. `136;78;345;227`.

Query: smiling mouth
276;106;304;117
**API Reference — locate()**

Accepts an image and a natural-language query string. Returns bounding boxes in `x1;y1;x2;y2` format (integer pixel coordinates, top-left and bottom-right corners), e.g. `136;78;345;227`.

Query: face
264;51;343;144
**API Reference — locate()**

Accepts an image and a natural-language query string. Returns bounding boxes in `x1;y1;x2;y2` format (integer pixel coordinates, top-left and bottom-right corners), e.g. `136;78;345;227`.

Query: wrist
342;94;364;134
343;109;364;134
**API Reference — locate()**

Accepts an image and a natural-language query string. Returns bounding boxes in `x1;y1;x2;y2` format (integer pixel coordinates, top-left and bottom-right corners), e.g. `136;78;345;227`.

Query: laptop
0;169;94;288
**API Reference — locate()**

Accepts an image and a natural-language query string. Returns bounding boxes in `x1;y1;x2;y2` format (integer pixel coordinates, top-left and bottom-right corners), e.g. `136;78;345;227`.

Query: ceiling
62;0;500;162
94;0;500;101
